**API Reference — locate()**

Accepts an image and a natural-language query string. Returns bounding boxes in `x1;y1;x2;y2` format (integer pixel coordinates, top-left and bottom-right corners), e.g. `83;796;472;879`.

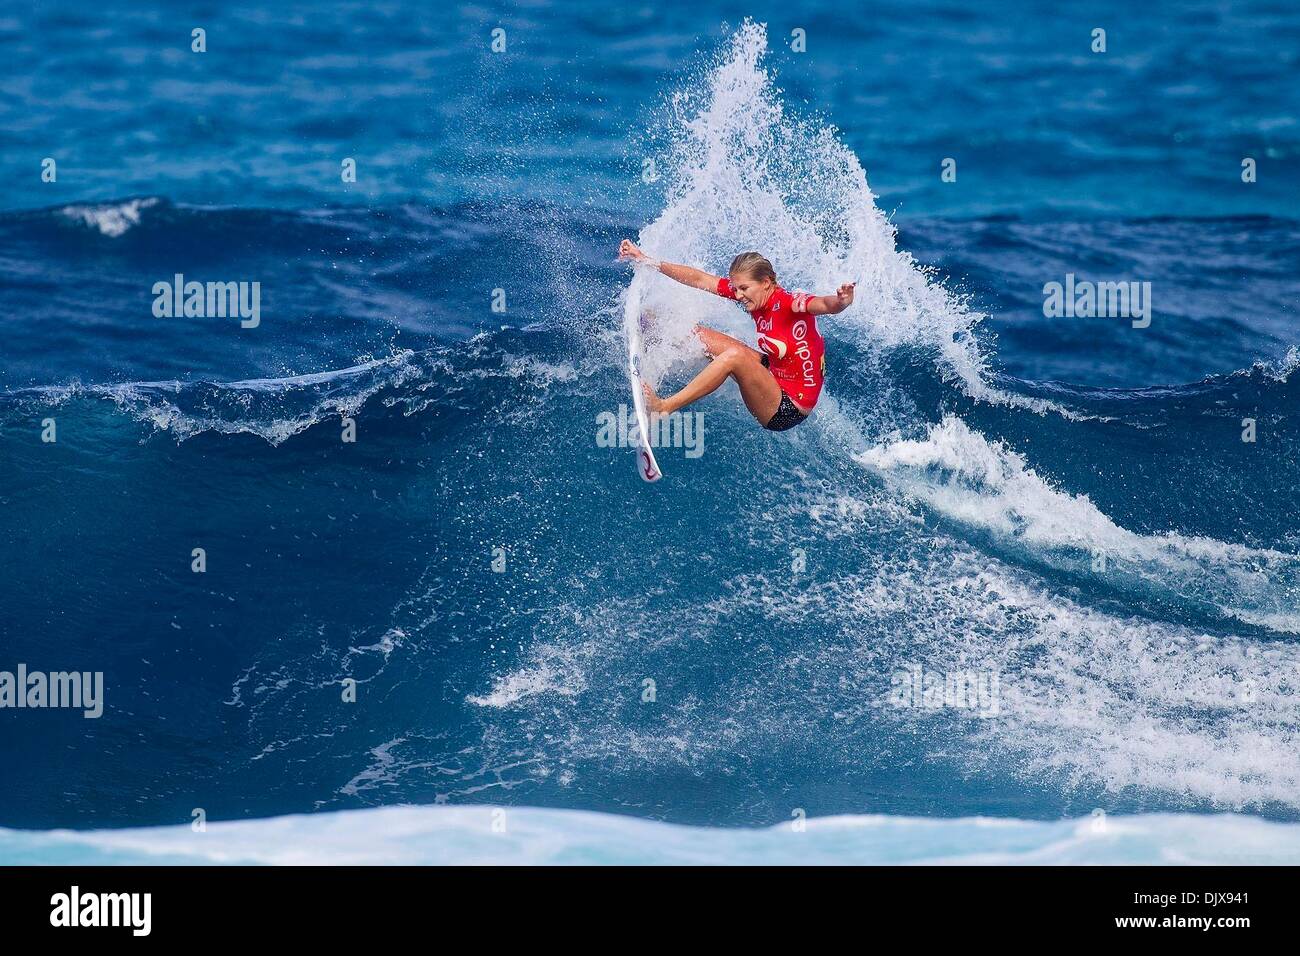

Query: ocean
1;1;1298;864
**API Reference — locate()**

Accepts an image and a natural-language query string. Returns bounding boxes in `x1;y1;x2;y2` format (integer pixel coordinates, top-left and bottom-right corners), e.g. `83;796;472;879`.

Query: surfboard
626;311;662;482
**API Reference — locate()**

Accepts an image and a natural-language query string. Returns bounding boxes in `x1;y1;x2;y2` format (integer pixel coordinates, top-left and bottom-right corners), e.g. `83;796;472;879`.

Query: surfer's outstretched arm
803;283;856;315
618;240;720;292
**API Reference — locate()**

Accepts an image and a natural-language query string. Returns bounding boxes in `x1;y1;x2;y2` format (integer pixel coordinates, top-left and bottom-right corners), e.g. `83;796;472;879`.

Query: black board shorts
760;355;810;431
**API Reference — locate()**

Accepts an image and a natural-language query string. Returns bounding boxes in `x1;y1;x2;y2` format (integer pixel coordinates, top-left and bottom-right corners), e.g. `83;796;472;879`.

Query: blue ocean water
1;2;1299;862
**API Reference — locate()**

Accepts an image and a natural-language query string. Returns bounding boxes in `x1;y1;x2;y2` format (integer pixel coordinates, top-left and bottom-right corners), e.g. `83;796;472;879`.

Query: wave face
1;22;1299;845
4;807;1299;866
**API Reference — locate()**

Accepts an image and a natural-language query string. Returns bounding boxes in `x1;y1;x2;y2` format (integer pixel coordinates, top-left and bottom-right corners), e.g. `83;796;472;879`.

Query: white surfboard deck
625;311;662;482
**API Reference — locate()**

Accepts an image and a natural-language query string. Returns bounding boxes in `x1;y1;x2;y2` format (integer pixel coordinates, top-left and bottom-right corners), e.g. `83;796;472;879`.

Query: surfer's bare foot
642;382;664;413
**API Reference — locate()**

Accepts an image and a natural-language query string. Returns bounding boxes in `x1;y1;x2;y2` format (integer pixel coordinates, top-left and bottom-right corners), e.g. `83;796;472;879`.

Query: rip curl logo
757;333;787;359
791;319;816;388
639;449;659;480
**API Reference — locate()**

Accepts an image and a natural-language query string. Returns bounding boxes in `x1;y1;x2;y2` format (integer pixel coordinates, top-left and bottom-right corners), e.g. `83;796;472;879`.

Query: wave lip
3;350;436;445
57;196;162;237
2;806;1298;865
859;415;1300;634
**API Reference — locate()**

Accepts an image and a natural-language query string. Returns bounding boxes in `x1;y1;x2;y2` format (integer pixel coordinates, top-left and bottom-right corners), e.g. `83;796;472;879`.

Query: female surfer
618;240;854;431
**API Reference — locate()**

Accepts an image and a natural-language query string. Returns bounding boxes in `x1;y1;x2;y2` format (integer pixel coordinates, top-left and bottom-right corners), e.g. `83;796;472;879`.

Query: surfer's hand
835;282;856;308
618;239;648;263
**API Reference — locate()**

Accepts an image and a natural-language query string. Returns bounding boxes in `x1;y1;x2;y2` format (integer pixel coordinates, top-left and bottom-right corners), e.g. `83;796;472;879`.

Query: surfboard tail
638;447;662;482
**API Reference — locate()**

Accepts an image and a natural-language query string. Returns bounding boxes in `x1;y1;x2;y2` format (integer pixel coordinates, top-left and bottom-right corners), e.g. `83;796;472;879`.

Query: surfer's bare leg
647;344;783;424
692;324;760;362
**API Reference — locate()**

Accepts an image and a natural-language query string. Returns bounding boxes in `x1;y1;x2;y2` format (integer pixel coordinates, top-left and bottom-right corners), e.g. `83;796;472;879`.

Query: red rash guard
716;277;826;410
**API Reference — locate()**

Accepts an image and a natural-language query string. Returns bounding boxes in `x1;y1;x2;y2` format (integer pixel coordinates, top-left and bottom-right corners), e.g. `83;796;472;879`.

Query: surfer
618;240;853;431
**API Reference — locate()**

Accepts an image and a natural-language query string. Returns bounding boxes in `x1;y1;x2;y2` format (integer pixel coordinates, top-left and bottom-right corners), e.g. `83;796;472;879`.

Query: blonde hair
728;251;776;283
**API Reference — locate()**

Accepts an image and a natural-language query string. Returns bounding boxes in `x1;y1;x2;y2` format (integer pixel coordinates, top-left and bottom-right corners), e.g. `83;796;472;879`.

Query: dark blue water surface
4;1;1298;218
1;2;1298;832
